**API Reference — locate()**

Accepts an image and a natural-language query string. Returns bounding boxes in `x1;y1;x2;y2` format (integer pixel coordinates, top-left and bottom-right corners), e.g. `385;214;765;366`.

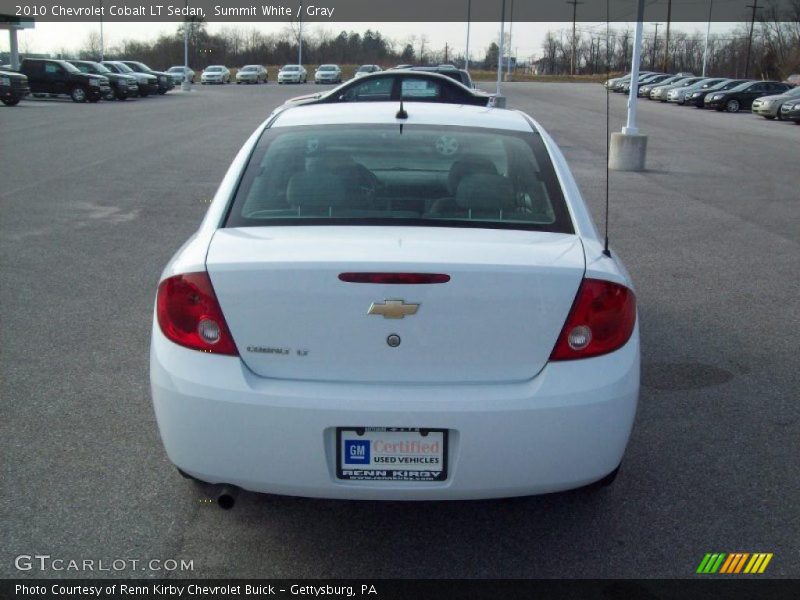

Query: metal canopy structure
0;15;35;70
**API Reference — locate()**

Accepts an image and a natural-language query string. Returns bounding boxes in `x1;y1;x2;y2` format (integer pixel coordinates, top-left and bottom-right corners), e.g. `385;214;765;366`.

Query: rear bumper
150;323;640;500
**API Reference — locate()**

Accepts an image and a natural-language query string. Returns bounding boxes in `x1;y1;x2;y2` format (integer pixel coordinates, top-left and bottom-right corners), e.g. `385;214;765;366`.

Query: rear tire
70;86;87;103
764;115;775;120
586;465;621;490
1;97;21;106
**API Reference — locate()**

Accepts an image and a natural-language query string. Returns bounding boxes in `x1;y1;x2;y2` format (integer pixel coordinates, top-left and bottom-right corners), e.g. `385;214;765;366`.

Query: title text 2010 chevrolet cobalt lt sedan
150;102;640;501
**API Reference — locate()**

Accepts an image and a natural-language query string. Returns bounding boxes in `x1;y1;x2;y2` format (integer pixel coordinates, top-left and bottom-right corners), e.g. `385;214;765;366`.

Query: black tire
763;115;775;120
117;94;127;101
88;96;100;103
70;86;88;103
158;89;167;95
1;96;21;106
586;465;620;490
725;99;740;113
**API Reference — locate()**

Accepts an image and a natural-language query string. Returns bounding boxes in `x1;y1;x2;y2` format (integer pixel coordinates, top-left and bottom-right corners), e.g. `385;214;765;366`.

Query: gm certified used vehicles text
0;69;29;105
150;102;640;501
69;60;139;100
102;61;158;97
19;58;109;103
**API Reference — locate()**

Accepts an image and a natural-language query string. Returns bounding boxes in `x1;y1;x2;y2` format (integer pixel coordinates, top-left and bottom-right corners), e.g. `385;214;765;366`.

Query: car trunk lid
206;226;585;383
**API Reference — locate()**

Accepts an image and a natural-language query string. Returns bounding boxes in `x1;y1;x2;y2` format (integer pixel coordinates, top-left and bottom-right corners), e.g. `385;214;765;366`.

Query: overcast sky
2;21;736;62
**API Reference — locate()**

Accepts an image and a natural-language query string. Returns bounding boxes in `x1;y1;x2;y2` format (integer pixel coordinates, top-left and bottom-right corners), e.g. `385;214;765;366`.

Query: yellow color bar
758;553;773;573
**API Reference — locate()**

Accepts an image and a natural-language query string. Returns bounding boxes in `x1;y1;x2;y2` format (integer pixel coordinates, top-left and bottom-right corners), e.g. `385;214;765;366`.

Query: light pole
465;0;471;71
99;0;104;61
702;0;713;77
495;0;505;103
182;1;191;90
507;0;514;76
609;0;648;171
298;4;303;67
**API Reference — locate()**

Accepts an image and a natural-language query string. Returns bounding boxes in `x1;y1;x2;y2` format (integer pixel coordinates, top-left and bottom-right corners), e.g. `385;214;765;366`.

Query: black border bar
4;579;800;600
2;0;798;23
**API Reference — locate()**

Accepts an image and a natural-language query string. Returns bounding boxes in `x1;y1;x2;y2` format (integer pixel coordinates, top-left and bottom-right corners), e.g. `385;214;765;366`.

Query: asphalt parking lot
1;82;798;579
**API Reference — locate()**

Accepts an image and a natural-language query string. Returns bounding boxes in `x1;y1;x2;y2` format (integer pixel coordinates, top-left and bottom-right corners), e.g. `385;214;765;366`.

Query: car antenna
603;0;612;258
396;98;408;120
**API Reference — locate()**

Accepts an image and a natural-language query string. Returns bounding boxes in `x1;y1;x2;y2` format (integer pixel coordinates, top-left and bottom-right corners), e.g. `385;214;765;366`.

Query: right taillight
550;278;636;360
156;272;238;356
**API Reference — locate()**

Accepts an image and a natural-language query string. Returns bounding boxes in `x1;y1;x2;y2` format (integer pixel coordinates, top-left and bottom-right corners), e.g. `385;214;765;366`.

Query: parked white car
150;102;639;504
201;65;230;84
167;66;195;85
277;64;307;84
354;64;382;78
314;64;342;84
236;65;268;84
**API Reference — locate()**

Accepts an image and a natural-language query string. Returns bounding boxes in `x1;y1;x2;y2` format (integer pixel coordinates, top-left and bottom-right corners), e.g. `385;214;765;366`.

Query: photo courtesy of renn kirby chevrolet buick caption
150;101;639;502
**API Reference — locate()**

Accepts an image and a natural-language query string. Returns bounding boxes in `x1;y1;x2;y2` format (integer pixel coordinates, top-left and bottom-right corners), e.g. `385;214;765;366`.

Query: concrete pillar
609;132;648;171
9;28;19;70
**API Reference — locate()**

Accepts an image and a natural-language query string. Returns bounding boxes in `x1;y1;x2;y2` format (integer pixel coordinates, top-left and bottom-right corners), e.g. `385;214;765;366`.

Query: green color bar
710;553;727;573
697;553;713;574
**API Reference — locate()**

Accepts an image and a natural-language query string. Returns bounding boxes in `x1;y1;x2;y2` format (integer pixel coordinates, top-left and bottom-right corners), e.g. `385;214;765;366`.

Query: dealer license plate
336;427;447;482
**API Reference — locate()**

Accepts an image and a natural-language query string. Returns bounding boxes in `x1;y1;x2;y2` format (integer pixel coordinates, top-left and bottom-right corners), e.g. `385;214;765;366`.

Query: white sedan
201;65;230;84
150;102;639;504
277;64;307;84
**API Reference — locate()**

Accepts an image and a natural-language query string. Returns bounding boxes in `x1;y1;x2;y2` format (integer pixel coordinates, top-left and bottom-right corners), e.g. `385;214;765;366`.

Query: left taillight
156;272;238;356
550;278;636;361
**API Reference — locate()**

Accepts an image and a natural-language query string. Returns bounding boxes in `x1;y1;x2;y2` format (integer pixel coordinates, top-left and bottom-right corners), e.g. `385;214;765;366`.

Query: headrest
455;174;515;211
286;172;346;209
447;155;497;195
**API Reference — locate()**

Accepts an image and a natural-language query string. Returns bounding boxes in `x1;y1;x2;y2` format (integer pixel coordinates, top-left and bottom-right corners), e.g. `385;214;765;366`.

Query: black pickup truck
0;69;30;105
19;58;111;102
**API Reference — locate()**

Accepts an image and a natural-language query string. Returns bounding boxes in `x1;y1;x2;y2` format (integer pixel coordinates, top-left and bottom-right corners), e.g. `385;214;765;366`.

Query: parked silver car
277;64;307;84
751;86;800;119
314;64;342;84
649;76;695;101
667;78;727;104
167;66;195;84
201;65;231;84
236;65;268;84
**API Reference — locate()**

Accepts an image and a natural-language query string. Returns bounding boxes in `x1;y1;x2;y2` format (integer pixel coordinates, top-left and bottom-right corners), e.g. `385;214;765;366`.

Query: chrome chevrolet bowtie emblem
367;300;419;319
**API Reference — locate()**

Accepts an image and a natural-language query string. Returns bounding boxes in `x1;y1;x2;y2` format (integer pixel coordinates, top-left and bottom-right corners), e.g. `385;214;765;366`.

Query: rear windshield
224;124;573;233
